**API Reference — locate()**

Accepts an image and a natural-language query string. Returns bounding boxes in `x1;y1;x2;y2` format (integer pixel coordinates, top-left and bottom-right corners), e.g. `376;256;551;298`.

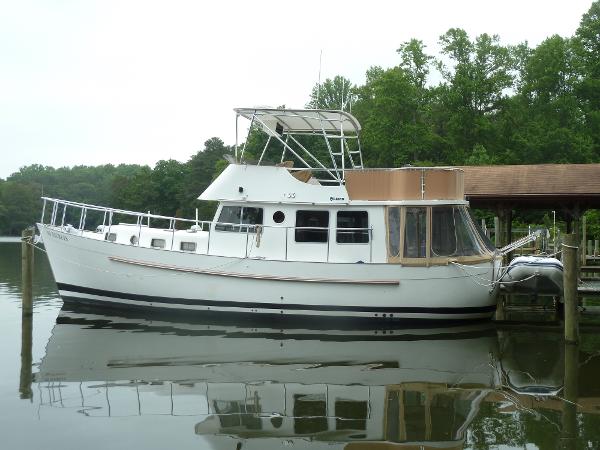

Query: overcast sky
0;0;594;179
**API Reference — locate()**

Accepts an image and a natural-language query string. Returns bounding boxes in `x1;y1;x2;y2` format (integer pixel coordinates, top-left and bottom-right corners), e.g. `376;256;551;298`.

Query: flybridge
234;108;364;185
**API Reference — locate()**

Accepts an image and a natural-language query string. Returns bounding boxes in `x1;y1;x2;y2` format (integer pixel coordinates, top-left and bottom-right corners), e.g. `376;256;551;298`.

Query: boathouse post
562;234;579;344
581;215;587;266
21;227;34;316
494;216;500;247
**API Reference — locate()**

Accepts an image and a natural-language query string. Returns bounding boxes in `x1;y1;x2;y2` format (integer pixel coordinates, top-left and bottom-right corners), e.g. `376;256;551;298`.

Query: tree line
1;2;600;235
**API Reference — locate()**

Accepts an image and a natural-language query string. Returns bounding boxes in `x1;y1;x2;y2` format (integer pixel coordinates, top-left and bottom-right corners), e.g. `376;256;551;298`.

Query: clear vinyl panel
431;206;486;257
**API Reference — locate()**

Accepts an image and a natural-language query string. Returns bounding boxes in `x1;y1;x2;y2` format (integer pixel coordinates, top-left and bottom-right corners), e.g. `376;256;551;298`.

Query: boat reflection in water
36;304;506;449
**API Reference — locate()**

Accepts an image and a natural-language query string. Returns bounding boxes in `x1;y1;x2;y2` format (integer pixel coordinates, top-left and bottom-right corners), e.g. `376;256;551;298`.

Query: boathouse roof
462;164;600;209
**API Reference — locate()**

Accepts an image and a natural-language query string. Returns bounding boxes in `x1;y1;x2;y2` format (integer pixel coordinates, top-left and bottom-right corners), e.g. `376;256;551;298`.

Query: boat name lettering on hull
47;230;69;241
330;196;345;201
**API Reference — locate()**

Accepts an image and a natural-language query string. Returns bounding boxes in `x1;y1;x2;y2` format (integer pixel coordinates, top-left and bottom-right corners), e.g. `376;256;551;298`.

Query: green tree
437;29;515;163
353;65;440;166
179;137;233;220
307;75;355;110
573;0;600;157
509;35;592;163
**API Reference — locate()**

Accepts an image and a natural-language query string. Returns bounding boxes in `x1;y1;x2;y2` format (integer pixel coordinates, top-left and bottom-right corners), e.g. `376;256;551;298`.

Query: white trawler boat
38;108;502;321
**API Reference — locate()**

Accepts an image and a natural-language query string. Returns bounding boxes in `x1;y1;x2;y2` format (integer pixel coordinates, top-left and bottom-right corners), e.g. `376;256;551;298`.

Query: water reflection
3;241;600;448
35;305;502;448
0;242;58;302
26;300;600;449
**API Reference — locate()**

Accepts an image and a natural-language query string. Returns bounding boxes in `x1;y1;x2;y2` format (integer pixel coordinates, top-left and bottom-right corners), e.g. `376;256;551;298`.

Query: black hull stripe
57;283;497;315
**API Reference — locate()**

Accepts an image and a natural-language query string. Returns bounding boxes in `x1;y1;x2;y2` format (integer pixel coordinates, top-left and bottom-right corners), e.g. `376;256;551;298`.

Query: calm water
1;241;600;449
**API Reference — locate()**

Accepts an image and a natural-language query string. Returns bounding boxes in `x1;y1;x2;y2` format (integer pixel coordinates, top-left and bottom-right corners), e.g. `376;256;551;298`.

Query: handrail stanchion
370;227;373;263
137;215;142;245
245;225;250;257
81;208;87;235
326;227;330;262
102;210;107;229
107;211;113;238
171;219;176;251
61;203;67;227
49;201;54;225
207;223;212;255
78;207;84;231
40;198;47;224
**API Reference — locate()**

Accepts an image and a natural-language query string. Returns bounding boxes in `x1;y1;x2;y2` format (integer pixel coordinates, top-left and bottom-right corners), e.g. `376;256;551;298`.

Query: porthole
130;235;138;245
273;210;285;223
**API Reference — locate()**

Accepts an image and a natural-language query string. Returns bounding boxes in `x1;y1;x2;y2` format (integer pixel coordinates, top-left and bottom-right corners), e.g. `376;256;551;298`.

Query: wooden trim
108;256;400;285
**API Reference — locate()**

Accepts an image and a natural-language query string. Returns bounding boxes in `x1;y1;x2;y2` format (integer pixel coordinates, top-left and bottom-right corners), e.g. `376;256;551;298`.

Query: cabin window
454;207;483;255
404;207;427;258
180;241;197;252
215;206;263;232
467;209;496;252
387;207;401;257
151;238;166;248
293;393;327;434
335;400;368;431
431;207;457;256
295;210;329;243
431;206;485;256
105;232;117;242
336;211;369;243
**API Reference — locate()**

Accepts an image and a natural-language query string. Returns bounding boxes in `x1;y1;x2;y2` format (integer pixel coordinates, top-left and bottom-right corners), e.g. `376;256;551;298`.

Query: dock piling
21;227;34;316
562;234;579;344
560;341;579;449
19;227;35;399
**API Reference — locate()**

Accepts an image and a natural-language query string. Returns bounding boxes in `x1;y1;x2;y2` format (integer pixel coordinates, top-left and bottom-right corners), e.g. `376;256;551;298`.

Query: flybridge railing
39;197;375;262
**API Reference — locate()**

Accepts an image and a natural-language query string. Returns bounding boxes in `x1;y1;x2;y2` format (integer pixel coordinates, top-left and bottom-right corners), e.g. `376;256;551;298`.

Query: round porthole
130;235;138;245
273;211;285;223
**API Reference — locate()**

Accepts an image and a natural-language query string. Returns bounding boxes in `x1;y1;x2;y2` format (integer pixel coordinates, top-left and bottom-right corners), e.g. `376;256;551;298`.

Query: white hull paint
40;224;500;321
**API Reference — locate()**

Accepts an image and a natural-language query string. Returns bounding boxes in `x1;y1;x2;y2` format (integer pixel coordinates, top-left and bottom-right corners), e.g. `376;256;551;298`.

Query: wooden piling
21;227;34;316
560;341;578;449
20;227;34;399
562;234;579;344
19;313;33;399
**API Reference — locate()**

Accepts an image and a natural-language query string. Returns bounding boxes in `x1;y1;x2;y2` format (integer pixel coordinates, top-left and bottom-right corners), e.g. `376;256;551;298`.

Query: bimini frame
234;108;364;184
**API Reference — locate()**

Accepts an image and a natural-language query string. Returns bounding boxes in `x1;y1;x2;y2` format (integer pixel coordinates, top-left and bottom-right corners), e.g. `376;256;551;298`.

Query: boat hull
39;224;500;321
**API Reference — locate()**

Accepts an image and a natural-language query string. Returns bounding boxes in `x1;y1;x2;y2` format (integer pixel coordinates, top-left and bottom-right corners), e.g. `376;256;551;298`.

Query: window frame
214;205;264;233
335;210;370;245
294;210;330;243
386;205;493;265
180;241;197;252
151;238;166;248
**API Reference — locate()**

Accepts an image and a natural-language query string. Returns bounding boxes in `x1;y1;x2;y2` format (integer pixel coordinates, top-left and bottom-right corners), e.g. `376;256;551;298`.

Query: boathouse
461;163;600;248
